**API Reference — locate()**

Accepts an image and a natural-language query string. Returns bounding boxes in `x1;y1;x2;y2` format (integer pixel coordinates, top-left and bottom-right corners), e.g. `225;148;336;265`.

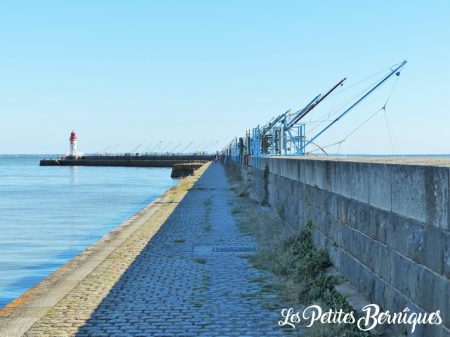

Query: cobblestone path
23;163;290;337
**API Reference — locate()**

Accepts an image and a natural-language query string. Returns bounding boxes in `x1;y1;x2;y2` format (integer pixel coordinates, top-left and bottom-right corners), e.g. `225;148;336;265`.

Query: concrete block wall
244;157;450;337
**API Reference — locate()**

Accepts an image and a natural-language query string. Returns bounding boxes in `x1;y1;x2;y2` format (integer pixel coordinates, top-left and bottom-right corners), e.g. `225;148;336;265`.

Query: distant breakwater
40;154;213;177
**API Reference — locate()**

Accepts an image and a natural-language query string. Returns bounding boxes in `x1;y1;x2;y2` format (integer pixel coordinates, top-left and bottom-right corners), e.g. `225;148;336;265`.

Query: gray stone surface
339;161;353;199
246;156;450;336
426;166;449;230
368;163;392;211
6;163;298;337
327;161;341;195
422;226;446;275
391;165;426;223
349;163;370;204
71;163;287;337
445;234;450;279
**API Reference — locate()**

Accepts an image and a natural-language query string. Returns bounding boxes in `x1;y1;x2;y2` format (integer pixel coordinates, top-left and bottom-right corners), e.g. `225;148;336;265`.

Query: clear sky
1;0;449;154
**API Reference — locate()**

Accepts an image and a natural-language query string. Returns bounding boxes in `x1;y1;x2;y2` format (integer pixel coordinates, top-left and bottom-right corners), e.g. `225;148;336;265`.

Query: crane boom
305;60;407;148
261;110;291;137
286;77;346;130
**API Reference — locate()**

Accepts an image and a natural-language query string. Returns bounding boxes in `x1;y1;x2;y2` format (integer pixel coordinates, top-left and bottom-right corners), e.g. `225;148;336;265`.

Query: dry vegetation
226;163;371;337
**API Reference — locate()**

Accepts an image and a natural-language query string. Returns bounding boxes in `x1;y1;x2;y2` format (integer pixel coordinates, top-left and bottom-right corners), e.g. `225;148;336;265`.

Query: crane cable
327;62;402;99
306;79;382;134
304;64;396;127
306;75;401;155
305;64;404;135
382;76;400;154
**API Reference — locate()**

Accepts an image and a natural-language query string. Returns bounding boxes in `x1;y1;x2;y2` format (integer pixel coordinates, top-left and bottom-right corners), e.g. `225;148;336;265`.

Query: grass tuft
225;163;371;337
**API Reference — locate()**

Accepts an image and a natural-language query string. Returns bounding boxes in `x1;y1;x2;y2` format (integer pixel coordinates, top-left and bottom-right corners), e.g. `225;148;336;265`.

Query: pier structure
40;131;216;177
40;154;214;178
1;157;450;336
39;154;214;168
5;61;450;336
0;163;287;337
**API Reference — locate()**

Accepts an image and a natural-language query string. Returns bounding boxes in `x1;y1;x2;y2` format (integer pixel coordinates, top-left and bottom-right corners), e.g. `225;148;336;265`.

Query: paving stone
21;164;290;336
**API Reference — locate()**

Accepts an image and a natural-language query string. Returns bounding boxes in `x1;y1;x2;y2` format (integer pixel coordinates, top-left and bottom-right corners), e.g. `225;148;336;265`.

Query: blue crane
223;60;407;161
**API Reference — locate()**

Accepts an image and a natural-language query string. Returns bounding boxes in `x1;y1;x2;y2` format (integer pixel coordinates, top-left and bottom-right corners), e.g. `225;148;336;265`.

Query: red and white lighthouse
70;131;78;157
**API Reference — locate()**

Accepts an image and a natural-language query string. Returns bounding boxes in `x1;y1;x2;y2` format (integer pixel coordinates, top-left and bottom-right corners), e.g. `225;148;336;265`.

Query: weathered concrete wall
243;157;450;337
171;163;205;178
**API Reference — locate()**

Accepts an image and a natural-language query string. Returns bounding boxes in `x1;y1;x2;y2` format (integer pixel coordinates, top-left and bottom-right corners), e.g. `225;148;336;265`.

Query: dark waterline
0;155;176;309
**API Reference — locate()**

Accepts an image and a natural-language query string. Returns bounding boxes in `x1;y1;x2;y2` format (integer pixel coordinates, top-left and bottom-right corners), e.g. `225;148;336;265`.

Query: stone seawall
240;156;450;336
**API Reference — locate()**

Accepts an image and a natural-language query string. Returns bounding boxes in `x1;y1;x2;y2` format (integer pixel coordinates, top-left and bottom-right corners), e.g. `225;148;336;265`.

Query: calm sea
0;155;176;309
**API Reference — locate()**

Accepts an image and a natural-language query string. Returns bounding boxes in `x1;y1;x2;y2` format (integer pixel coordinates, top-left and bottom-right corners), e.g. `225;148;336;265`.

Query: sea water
0;155;176;309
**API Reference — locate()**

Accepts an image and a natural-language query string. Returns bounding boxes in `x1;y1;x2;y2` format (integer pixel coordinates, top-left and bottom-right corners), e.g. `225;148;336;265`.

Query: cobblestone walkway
20;163;289;337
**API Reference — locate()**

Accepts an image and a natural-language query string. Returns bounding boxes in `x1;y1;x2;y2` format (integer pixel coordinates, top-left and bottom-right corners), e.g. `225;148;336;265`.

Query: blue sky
0;1;449;154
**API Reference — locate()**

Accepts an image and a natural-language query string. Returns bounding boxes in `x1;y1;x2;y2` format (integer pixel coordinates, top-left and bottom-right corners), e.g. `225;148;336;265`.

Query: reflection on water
0;156;176;309
70;166;78;185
